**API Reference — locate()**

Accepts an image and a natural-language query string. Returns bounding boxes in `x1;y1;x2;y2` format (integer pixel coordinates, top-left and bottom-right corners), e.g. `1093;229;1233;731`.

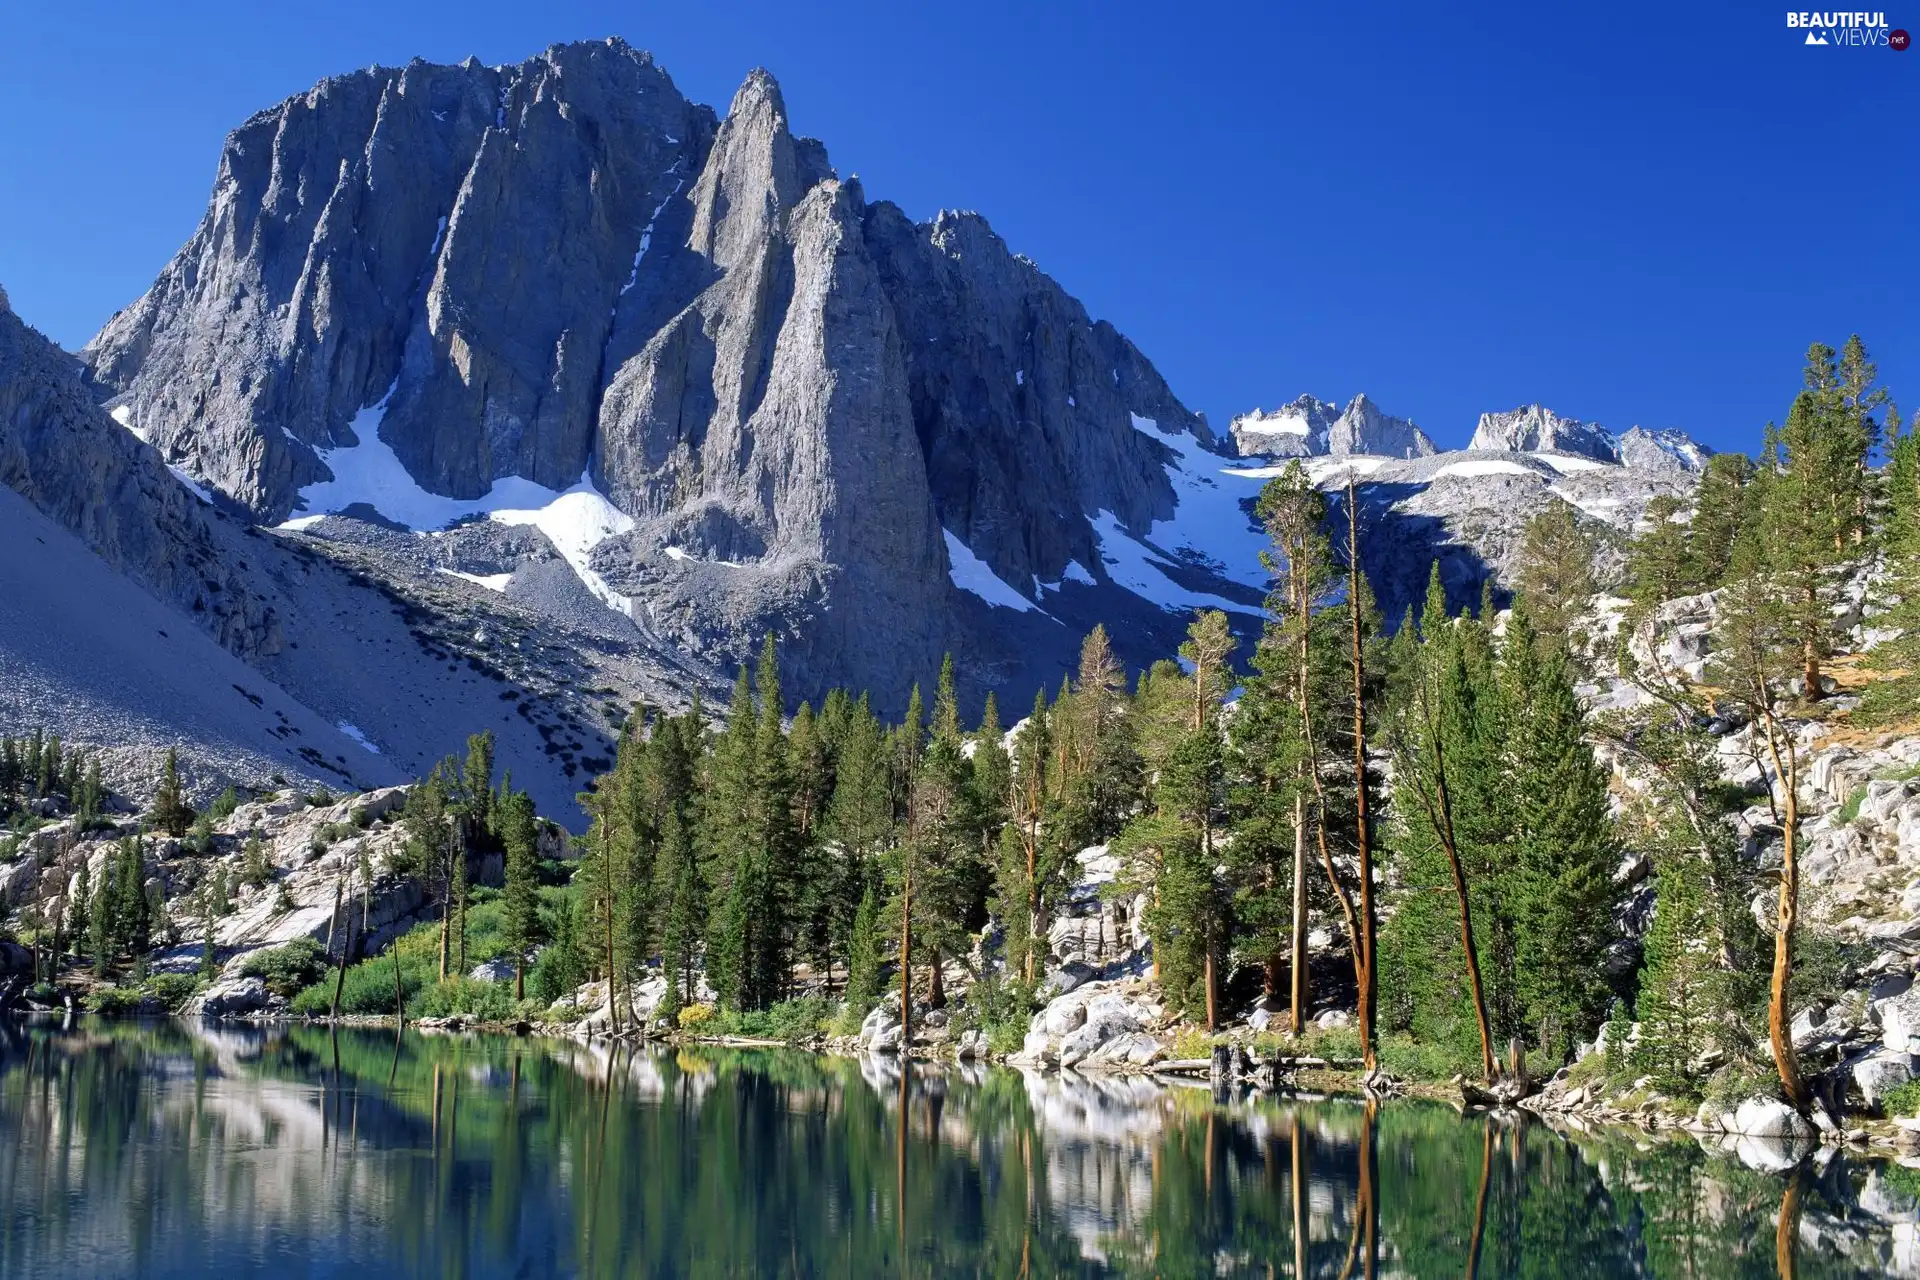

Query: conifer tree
498;786;543;1000
66;860;91;957
1710;545;1812;1109
1686;452;1755;589
1634;848;1716;1094
1512;503;1597;649
153;747;192;838
1625;495;1693;614
1499;609;1620;1055
845;880;882;1016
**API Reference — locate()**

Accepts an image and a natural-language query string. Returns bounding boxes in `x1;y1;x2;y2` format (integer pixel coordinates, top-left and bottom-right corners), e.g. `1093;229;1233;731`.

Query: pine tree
845;880;882;1015
1512;503;1597;649
1383;564;1497;1079
1499;610;1620;1057
1686;452;1754;589
1710;544;1812;1109
241;835;271;888
1634;849;1716;1095
704;666;758;1008
153;748;192;838
1126;614;1234;1027
462;730;496;844
66;859;91;958
1625;495;1693;614
498;786;543;1000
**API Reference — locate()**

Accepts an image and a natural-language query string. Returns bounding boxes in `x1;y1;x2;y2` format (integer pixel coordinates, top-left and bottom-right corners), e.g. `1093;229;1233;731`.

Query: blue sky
1;1;1913;453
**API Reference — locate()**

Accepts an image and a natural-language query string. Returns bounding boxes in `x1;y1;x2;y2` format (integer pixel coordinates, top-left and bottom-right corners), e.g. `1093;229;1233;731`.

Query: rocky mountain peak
1468;403;1617;462
1229;392;1434;460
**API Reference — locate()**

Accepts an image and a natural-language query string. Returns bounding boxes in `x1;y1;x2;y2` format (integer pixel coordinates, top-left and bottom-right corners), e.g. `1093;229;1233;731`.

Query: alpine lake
2;1016;1915;1278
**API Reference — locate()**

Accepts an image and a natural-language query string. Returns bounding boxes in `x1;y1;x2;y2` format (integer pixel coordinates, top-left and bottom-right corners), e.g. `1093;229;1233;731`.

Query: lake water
0;1017;1913;1278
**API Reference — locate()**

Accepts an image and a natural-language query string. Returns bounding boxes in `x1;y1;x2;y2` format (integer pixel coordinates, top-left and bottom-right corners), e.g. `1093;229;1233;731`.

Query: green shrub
410;976;538;1022
291;954;429;1015
1378;1034;1483;1082
710;998;831;1042
678;1003;715;1031
1838;785;1867;825
209;787;242;822
241;938;330;997
305;786;336;808
83;985;152;1014
26;981;57;1004
146;973;203;1012
1881;1078;1920;1118
1171;1027;1213;1060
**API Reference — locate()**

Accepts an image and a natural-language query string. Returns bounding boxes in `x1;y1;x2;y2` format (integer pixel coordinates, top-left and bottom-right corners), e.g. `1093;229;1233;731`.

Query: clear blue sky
1;1;1913;453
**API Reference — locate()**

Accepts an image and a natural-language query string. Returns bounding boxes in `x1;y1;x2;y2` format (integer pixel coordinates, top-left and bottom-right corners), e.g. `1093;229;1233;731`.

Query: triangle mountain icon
1805;29;1829;44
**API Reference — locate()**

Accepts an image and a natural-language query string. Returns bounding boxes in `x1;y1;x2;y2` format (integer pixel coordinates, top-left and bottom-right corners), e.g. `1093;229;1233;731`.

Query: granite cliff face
84;39;1216;705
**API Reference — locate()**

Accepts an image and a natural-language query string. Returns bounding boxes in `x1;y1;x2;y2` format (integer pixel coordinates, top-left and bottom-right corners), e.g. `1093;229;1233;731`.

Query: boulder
1058;993;1146;1068
1037;996;1088;1038
1876;983;1920;1053
469;957;517;984
1849;1050;1919;1107
1020;1029;1058;1064
1729;1097;1818;1140
857;1004;903;1052
1038;961;1096;1001
188;976;269;1018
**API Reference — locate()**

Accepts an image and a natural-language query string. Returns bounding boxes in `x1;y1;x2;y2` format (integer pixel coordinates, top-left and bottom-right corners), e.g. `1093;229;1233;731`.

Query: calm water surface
1;1017;1914;1277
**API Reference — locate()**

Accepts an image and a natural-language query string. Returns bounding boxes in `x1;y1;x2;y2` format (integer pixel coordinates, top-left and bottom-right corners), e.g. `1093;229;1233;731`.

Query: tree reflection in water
0;1018;1910;1278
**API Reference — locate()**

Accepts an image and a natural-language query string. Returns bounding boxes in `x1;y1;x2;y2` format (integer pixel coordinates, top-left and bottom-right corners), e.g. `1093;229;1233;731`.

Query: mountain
2;283;711;818
1229;393;1437;460
81;39;1232;710
1219;392;1712;621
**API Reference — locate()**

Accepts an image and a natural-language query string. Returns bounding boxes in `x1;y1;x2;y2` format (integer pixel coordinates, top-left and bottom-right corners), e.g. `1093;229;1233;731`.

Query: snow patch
1538;453;1612;474
1091;510;1252;616
1431;459;1538;480
1124;413;1268;600
109;404;150;443
336;722;381;755
284;386;635;614
437;568;513;593
1015;369;1025;386
1235;409;1311;436
168;467;214;505
1063;560;1096;586
944;530;1039;613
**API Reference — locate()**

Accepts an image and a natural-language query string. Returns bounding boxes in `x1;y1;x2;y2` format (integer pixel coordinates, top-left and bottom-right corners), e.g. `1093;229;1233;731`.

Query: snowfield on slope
280;388;636;614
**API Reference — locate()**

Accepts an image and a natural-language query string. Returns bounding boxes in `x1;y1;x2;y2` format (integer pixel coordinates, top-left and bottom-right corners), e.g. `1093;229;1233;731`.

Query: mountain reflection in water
0;1017;1914;1278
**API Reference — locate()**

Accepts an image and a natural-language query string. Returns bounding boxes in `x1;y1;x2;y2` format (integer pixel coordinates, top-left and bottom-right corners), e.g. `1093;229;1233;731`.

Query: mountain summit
80;39;1228;707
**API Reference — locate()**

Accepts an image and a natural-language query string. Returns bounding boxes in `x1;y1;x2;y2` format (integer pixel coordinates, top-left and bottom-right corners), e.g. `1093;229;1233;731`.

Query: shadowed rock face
83;39;1219;706
0;291;282;658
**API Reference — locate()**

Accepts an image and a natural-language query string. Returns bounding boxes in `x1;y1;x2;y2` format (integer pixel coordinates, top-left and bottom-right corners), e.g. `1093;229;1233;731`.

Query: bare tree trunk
899;865;913;1050
1414;694;1497;1082
1466;1122;1492;1278
1759;707;1810;1109
927;945;946;1010
1776;1166;1802;1280
1347;478;1378;1075
1291;1116;1308;1280
1291;792;1308;1035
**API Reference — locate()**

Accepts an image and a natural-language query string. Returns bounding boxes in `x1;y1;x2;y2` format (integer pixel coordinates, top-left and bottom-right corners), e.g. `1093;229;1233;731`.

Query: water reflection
0;1017;1913;1278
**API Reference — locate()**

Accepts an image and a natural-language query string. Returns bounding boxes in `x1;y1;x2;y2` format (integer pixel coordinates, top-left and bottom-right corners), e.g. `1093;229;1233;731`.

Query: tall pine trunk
1290;792;1308;1034
898;865;913;1049
1417;719;1497;1082
1758;707;1810;1109
1347;479;1379;1075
